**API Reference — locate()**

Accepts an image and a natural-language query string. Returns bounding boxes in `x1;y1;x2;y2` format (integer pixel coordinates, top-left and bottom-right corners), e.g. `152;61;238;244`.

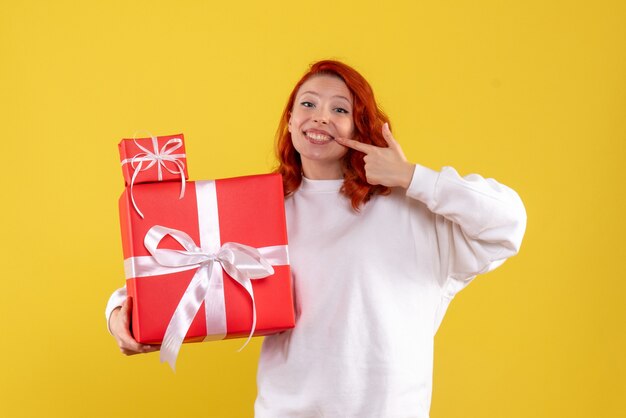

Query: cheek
288;113;302;133
343;120;355;137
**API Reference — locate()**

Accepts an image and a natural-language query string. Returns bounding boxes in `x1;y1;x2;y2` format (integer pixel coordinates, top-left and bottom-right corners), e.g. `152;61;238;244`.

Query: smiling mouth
304;131;334;144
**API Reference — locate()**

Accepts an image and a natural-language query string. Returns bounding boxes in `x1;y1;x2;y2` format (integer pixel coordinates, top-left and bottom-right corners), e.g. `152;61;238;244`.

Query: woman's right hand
110;296;161;355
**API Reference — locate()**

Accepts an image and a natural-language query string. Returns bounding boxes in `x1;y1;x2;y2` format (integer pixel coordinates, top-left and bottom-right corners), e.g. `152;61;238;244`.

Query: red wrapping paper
119;173;295;344
119;133;188;186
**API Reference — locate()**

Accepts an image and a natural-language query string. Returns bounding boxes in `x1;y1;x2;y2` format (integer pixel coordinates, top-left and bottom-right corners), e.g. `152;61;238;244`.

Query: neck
301;161;343;180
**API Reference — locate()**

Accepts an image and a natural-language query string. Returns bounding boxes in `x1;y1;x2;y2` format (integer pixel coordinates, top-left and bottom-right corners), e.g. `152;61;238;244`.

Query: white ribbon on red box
122;180;289;370
121;136;187;218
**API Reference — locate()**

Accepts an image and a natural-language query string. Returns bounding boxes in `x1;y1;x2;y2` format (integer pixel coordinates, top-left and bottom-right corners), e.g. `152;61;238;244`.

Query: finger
116;297;156;354
143;344;161;353
121;345;159;356
119;333;159;355
119;333;161;350
382;123;398;147
334;137;377;154
116;299;130;330
119;335;143;354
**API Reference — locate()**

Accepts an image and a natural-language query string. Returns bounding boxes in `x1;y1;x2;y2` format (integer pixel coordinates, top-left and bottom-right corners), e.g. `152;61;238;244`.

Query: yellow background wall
1;1;624;417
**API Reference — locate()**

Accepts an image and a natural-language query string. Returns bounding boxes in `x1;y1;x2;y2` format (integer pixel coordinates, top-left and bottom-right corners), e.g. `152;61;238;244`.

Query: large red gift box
119;133;188;186
119;172;295;367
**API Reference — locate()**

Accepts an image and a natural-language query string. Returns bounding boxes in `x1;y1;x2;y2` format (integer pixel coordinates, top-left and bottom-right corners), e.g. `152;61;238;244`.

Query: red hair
274;60;391;211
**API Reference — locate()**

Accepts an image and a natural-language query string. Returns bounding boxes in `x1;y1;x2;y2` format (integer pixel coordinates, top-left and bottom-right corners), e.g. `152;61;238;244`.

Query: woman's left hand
335;123;415;188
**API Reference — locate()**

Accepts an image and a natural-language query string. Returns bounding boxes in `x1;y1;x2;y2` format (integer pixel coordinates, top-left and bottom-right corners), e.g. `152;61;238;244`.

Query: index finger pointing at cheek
335;137;374;154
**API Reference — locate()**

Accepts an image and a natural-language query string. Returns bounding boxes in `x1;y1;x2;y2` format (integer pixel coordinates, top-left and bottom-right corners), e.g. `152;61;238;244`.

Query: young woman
106;60;527;418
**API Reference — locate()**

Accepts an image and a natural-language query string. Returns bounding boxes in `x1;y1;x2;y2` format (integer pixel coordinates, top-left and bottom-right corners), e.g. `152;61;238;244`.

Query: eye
334;107;349;114
300;101;315;108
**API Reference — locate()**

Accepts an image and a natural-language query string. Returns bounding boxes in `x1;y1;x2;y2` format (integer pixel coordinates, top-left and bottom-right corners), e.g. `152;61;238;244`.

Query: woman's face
288;74;354;179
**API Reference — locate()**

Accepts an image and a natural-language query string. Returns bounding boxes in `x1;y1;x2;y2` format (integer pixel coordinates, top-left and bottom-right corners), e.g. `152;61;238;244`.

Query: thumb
121;297;133;323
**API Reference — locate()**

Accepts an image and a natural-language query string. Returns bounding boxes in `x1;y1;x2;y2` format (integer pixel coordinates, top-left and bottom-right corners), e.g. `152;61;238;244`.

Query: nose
313;108;329;124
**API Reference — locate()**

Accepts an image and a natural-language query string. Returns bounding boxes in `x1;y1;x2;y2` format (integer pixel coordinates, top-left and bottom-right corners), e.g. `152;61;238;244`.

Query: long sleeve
257;174;524;417
105;286;127;334
407;164;527;297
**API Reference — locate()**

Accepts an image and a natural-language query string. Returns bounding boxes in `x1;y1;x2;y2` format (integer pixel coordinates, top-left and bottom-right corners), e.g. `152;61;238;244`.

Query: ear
287;112;293;133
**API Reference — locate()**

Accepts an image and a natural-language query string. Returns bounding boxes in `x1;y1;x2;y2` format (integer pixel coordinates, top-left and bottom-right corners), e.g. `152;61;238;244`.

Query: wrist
399;163;416;189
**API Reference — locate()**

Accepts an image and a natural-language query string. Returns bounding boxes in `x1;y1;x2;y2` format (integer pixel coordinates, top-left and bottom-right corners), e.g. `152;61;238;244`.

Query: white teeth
306;132;332;141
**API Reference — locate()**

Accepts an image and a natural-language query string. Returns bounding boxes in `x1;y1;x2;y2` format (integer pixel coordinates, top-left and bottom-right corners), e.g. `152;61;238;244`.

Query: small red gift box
119;173;294;369
119;133;188;187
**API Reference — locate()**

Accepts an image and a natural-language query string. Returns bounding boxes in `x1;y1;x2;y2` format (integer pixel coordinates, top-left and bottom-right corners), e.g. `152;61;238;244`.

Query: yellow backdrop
1;1;624;417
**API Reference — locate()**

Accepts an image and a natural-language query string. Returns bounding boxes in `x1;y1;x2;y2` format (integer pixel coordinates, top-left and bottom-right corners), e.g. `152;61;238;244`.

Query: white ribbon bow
121;136;187;218
138;225;283;371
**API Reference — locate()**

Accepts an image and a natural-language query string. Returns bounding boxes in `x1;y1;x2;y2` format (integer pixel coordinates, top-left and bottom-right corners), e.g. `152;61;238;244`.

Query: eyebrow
299;91;352;104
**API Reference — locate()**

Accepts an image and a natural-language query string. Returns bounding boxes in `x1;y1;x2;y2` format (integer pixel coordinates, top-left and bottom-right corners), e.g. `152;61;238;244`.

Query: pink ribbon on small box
120;135;187;218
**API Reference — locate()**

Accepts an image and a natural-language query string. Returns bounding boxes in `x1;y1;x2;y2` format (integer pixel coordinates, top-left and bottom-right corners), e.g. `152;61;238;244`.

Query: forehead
296;74;352;102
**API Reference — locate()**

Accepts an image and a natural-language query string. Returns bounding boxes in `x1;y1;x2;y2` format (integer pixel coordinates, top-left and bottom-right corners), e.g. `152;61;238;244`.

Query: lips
304;129;334;144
